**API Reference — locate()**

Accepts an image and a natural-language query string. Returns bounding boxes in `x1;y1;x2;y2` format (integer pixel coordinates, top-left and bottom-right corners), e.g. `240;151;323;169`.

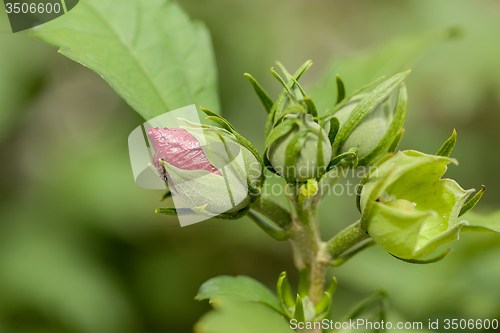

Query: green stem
251;193;293;228
291;185;330;306
326;220;370;258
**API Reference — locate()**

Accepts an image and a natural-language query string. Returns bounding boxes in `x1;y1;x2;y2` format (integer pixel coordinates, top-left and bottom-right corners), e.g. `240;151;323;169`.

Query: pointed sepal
436;129;457;157
244;73;274;114
277;272;294;318
459;185;485;217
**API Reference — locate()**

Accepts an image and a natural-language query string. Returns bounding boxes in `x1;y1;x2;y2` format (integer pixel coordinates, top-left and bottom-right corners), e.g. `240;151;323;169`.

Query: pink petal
147;127;222;176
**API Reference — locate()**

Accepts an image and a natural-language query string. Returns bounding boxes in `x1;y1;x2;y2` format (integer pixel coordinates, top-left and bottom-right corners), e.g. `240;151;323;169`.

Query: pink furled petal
147;127;222;177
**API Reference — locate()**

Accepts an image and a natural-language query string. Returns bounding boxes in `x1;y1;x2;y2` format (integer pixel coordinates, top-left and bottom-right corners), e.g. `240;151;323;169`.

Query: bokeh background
1;0;499;332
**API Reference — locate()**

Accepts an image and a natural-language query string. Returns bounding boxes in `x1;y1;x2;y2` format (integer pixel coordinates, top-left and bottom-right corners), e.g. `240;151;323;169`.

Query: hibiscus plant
29;1;499;332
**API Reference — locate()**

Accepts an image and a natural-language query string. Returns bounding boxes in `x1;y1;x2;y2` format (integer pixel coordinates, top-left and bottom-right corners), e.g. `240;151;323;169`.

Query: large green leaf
194;297;293;333
196;275;284;315
31;0;220;120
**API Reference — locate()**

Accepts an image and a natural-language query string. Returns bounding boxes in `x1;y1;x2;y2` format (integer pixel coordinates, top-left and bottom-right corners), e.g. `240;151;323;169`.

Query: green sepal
200;107;265;187
284;129;313;183
304;97;318;119
160;190;172;201
266;91;286;135
459;185;485;217
313;292;332;321
264;118;299;152
327;117;340;145
331;240;376;267
277;272;294;318
436;129;457;157
326;147;358;172
247;210;291;241
293;294;305;322
332;71;410;155
461;225;500;233
270;68;299;104
356;153;395;213
273;105;306;125
263;153;280;176
297;266;309;298
277;62;304;100
322;76;385;120
388;128;405;153
275;61;292;78
155;206;251;220
244;73;274;114
390;248;452;264
271;60;313;126
336;74;346;105
357;83;408;165
315;276;337;315
287;75;307;100
341;290;388;323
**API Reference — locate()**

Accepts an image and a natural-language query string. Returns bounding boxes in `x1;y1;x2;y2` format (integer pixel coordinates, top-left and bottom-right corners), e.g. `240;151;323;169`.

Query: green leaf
244;73;274;114
332;71;410;155
31;0;219;121
436;129;457;157
194;298;294;333
196;276;284;316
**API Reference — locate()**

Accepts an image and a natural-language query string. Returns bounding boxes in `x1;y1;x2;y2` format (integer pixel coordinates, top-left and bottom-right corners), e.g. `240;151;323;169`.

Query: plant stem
251;193;293;228
326;220;370;258
291;186;330;306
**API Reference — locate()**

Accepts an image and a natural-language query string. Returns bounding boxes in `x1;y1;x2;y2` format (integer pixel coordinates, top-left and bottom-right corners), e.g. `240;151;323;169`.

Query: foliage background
0;0;499;332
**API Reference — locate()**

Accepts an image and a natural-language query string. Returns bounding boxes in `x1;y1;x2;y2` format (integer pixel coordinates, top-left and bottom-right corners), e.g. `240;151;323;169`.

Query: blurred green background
0;0;499;332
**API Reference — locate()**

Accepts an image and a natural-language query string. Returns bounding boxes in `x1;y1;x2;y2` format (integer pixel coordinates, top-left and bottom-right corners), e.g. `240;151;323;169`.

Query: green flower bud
331;71;409;166
359;151;474;259
266;109;332;183
335;90;403;165
148;123;262;215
